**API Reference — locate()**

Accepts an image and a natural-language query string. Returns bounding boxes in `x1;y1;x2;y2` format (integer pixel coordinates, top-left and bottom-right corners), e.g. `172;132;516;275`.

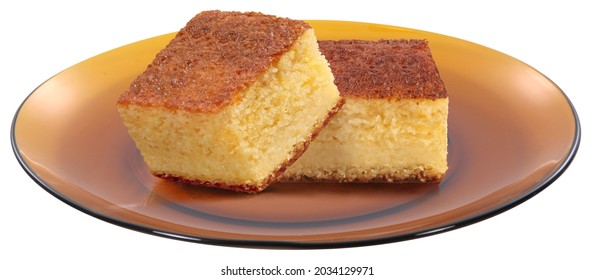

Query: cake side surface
222;29;343;187
117;15;342;193
281;39;448;183
281;98;448;183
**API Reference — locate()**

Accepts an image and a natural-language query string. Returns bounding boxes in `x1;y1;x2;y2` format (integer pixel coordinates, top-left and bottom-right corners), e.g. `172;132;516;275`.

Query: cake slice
117;11;342;193
281;39;448;183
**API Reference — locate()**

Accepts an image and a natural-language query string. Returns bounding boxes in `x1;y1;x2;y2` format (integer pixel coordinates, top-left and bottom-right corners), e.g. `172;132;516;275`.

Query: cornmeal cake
117;11;343;193
281;39;448;183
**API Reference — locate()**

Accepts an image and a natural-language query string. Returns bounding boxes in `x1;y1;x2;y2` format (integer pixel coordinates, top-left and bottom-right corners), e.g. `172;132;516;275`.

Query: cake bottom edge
278;170;445;184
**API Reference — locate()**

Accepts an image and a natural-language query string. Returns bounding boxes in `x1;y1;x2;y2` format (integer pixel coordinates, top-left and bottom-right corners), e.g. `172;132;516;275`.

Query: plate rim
10;20;582;249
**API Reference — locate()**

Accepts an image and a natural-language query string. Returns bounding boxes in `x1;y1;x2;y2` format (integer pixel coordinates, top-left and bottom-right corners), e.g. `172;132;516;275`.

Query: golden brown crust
279;174;443;184
117;10;310;112
318;39;447;100
279;171;443;184
154;97;346;193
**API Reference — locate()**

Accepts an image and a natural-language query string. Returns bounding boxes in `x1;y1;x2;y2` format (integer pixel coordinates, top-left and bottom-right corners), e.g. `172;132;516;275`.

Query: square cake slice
117;11;343;193
281;39;448;183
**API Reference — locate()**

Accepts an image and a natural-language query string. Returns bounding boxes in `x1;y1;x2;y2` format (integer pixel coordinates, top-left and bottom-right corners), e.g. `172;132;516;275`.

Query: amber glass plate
11;21;580;248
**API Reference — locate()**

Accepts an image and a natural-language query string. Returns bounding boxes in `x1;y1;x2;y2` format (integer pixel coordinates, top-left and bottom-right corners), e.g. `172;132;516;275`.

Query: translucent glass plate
11;20;580;248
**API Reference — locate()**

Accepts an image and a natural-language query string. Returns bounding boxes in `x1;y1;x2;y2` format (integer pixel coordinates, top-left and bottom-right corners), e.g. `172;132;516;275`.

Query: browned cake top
318;39;447;100
117;10;310;112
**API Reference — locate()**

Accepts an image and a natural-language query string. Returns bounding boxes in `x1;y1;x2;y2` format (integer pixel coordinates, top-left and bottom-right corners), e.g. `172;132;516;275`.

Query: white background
2;1;592;279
